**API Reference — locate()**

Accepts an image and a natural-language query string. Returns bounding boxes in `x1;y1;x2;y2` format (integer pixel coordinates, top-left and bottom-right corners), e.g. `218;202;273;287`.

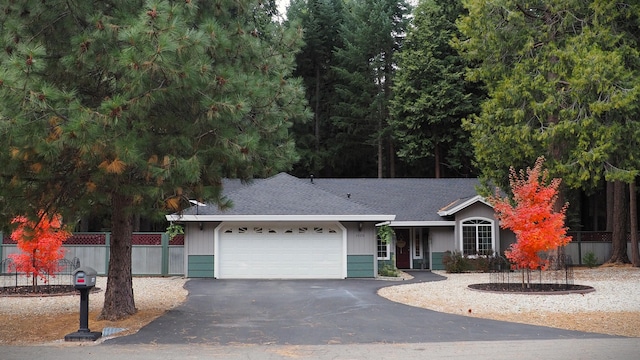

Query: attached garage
167;173;396;279
215;222;346;279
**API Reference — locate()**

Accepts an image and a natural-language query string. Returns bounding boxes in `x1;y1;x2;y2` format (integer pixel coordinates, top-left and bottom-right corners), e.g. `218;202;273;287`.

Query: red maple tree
490;157;572;272
8;213;71;287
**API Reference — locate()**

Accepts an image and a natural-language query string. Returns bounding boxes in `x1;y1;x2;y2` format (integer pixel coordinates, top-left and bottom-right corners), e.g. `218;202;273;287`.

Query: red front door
395;229;411;269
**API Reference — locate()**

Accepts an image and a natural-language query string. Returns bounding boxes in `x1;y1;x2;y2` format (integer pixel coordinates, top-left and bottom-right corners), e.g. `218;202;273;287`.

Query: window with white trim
377;236;390;260
461;219;494;256
413;229;422;259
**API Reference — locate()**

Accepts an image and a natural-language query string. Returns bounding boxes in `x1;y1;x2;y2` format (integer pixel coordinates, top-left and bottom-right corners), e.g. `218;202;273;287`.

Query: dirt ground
470;311;640;338
0;309;165;345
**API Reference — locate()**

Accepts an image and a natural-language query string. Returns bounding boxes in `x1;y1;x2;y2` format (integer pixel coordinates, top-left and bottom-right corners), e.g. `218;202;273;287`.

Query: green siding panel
432;252;446;270
188;255;214;277
348;255;374;278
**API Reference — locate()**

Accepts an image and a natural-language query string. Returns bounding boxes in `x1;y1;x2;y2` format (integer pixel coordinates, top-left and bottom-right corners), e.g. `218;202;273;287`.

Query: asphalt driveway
107;272;615;345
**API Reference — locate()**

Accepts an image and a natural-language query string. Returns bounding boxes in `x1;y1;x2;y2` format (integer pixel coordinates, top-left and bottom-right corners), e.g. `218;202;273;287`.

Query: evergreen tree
331;0;412;177
0;0;307;319
455;0;640;261
456;0;640;188
390;0;482;178
287;0;345;177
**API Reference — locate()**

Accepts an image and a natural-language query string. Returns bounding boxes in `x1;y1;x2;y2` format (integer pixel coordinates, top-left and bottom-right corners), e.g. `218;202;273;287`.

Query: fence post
161;232;169;276
576;232;582;266
104;232;110;275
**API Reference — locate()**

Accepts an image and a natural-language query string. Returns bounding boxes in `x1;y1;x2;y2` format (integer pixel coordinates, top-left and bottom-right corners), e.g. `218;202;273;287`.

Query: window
461;219;494;256
377;236;390;260
413;230;422;259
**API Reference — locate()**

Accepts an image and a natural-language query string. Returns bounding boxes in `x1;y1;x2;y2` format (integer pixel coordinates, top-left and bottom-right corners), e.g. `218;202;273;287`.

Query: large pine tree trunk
606;181;614;231
314;66;321;152
607;180;630;264
388;139;395;178
98;193;137;320
434;143;441;179
630;179;639;267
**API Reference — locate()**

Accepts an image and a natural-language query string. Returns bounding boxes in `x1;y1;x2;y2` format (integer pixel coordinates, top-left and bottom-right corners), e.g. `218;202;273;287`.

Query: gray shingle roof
312;177;481;222
185;173;384;216
182;173;482;221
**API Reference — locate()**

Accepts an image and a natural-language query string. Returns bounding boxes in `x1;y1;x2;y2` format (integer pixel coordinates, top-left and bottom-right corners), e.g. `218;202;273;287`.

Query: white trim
337;222;348;279
167;214;395;222
387;221;455;227
437;195;492;216
213;222;222;278
459;217;496;256
214;221;347;279
377;237;391;260
412;228;423;260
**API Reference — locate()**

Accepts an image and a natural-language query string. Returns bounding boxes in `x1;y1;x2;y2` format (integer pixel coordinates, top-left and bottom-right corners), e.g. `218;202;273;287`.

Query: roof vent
347;193;351;198
310;174;314;184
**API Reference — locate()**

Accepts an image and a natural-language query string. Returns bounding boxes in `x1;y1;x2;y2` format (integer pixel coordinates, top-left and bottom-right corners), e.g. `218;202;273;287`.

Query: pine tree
331;0;412;177
287;0;345;176
390;0;482;178
0;0;307;320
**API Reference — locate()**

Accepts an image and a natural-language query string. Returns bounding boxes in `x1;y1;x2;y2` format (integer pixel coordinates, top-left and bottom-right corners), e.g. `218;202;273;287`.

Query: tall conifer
0;0;307;319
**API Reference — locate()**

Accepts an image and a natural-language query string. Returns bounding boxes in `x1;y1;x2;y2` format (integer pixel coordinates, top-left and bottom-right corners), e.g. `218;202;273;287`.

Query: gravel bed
378;267;640;315
0;276;188;316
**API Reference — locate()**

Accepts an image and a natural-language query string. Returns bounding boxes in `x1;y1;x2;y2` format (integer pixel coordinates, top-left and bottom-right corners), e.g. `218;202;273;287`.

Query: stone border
468;283;595;295
0;286;102;298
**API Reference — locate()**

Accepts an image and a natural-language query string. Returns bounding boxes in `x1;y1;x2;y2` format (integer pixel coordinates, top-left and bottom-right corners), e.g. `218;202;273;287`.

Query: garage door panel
217;223;344;279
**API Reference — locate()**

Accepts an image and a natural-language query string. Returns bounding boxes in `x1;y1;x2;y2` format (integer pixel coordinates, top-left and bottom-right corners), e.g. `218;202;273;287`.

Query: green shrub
378;263;399;277
582;251;599;268
442;251;469;273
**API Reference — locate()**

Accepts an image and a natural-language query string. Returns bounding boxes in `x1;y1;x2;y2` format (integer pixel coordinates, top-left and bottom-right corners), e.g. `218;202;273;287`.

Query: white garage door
216;222;345;279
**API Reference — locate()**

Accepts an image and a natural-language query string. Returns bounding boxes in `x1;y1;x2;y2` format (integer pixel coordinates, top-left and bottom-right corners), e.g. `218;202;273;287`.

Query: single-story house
166;173;515;279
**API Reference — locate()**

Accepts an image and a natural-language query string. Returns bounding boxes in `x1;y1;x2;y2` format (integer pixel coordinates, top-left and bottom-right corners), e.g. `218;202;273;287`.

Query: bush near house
443;250;501;273
378;263;399;277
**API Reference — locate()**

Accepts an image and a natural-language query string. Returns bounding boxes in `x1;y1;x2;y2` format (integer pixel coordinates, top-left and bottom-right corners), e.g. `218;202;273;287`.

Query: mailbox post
64;267;102;342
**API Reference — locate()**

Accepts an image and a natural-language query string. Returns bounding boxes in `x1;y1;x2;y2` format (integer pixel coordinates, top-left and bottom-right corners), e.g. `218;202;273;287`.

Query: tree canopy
390;0;482;178
0;0;308;319
455;0;640;190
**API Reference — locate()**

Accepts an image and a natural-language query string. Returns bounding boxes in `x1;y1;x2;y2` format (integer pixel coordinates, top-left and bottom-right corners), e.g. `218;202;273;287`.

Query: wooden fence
565;232;635;265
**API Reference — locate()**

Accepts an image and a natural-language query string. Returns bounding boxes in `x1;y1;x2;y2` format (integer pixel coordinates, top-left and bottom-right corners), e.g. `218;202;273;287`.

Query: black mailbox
73;267;97;289
65;266;101;341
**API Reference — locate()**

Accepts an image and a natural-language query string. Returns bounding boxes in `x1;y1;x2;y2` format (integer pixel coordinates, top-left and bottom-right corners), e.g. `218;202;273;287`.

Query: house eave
437;195;492;217
386;221;456;227
166;214;396;222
